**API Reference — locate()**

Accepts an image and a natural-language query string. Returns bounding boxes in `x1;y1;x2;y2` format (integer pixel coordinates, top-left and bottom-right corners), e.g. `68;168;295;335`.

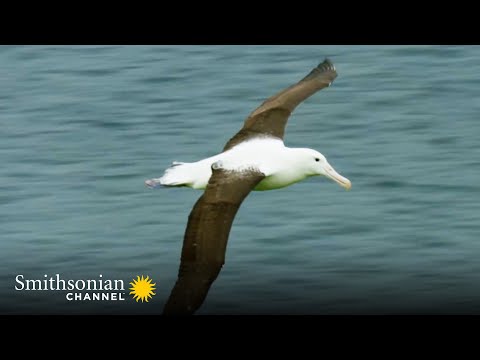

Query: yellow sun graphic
129;275;156;302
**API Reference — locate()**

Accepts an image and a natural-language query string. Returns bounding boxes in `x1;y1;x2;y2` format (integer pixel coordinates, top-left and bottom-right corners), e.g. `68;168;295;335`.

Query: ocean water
1;45;479;314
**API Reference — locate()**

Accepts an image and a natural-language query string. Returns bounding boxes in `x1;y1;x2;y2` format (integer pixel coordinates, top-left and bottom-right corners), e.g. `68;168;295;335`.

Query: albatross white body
146;138;351;191
149;58;353;315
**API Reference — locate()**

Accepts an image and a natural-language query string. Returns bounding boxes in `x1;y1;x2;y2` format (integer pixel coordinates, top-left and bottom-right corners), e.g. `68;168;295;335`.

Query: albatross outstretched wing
223;58;337;151
163;165;265;315
163;58;337;315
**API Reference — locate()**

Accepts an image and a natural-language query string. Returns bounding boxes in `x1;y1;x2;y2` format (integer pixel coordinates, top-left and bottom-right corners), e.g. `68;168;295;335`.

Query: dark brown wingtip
319;58;336;72
301;58;337;83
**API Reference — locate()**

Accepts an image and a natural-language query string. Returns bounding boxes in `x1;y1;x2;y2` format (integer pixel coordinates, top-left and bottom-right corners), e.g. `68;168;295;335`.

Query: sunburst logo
129;275;156;302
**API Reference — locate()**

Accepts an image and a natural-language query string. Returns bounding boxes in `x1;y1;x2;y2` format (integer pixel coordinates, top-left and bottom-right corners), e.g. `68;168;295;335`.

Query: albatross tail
145;162;195;188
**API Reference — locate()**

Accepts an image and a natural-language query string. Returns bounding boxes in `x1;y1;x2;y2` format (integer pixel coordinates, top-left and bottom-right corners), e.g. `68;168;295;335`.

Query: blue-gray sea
1;45;479;314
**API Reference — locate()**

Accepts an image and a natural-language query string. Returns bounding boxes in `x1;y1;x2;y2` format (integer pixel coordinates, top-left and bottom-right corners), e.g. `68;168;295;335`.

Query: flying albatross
145;58;351;315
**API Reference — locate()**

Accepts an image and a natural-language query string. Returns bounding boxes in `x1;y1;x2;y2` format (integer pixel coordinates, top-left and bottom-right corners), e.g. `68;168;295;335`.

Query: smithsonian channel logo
14;274;156;302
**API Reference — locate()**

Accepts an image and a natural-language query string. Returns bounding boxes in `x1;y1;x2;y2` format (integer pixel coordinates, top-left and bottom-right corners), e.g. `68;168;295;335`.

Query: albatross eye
315;158;320;162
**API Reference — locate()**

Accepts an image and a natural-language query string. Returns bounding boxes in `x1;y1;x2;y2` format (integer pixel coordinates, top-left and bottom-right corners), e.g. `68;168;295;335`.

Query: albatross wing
163;164;265;315
223;58;337;151
163;58;338;315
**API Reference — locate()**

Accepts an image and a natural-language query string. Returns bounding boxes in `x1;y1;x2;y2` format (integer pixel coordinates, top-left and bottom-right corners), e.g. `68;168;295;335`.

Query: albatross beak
323;163;351;190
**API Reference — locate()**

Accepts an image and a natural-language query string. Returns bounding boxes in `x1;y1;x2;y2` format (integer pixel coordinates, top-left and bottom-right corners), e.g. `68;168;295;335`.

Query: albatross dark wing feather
163;166;265;315
223;58;337;151
163;58;338;315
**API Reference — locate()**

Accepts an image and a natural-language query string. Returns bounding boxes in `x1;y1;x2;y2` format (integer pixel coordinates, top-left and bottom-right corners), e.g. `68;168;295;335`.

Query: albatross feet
145;178;162;188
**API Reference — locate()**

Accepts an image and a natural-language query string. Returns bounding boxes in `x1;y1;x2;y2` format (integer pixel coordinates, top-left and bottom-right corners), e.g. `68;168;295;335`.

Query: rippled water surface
1;45;480;314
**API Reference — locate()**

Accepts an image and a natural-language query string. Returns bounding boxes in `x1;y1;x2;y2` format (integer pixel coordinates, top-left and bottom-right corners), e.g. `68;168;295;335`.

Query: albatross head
298;148;351;190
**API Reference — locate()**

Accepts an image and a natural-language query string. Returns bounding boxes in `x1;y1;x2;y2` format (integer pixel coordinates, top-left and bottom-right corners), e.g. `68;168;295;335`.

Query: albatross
146;58;351;315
